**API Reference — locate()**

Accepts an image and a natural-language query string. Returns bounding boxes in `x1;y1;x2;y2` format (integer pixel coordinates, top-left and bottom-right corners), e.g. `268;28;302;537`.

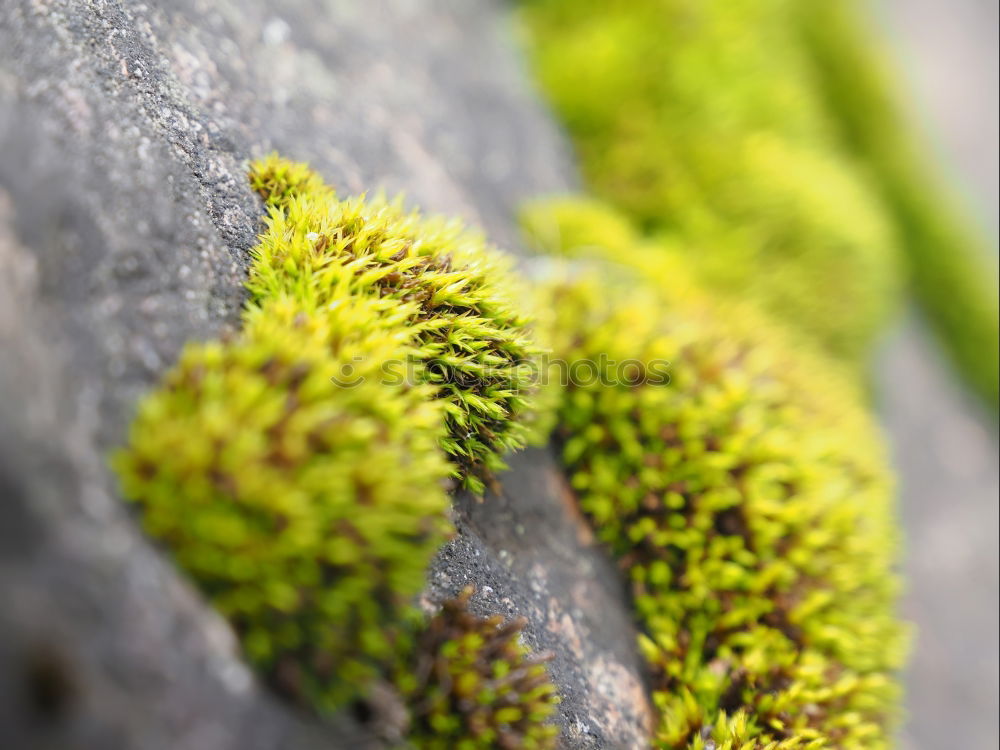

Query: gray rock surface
876;1;999;747
0;1;649;748
878;320;999;750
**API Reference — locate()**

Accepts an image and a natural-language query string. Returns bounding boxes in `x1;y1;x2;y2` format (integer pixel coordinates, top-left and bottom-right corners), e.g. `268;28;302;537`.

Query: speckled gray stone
0;1;649;748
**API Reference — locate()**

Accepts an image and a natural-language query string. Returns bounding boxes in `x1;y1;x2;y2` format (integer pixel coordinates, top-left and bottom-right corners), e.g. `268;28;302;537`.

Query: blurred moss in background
518;0;998;410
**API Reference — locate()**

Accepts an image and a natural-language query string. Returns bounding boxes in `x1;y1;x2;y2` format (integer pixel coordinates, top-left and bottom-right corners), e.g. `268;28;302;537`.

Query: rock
0;1;649;748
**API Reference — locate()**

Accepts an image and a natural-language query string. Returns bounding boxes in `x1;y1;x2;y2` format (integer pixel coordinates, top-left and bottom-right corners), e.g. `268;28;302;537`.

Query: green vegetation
247;158;541;492
250;152;335;208
531;249;907;748
519;0;998;407
518;0;903;367
522;194;854;391
113;294;452;708
797;0;999;409
400;587;560;750
114;157;552;725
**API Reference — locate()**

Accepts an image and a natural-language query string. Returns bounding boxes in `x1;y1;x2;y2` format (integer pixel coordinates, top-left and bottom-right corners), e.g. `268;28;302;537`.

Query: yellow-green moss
522;195;857;389
517;0;903;367
796;0;999;410
249;152;335;208
530;248;907;747
519;0;997;407
247;158;541;492
114;294;452;709
399;587;560;750
114;155;556;723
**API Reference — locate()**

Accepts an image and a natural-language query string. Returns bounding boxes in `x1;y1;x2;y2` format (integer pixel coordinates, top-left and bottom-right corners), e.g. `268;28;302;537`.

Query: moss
249;152;335;208
113;293;452;709
517;0;903;367
398;587;560;750
114;155;551;718
247;157;541;493
530;249;907;747
795;0;999;410
522;195;858;389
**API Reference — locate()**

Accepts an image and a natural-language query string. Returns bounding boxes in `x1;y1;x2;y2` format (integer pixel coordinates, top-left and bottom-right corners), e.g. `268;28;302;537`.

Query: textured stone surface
442;451;653;749
0;1;650;748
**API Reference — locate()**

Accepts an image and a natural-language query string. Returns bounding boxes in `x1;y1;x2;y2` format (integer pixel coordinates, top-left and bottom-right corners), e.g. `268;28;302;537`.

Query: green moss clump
520;195;640;263
114;293;453;710
249;152;335;208
796;0;999;410
247;158;541;493
520;0;998;407
533;256;907;748
517;0;903;366
398;587;560;750
522;195;858;389
115;155;550;716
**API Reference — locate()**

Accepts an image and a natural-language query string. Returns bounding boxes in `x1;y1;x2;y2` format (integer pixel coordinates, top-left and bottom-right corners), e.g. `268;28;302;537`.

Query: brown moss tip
398;586;561;749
